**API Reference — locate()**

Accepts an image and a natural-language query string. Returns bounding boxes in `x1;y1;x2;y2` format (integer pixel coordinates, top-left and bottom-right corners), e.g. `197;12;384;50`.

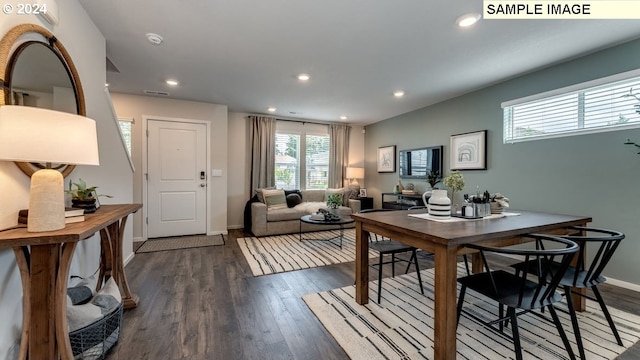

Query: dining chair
456;234;579;360
512;226;625;359
358;208;424;303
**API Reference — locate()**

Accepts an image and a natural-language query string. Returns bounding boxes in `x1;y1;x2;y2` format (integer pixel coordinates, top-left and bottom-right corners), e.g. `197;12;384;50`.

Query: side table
356;196;374;210
0;204;141;360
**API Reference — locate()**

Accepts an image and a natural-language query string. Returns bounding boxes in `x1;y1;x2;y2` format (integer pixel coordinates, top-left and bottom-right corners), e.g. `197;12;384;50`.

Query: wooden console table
0;204;142;360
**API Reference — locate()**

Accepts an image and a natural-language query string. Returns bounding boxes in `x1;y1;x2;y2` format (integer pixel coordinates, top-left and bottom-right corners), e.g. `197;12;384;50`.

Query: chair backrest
563;226;625;286
467;234;579;310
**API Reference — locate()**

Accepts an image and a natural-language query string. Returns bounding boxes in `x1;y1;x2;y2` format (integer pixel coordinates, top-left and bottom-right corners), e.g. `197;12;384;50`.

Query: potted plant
427;170;440;189
66;178;112;213
326;193;342;214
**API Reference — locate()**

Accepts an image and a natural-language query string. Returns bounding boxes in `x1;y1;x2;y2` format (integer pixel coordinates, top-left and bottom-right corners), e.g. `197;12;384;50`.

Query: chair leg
456;285;467;326
404;251;416;274
377;254;384;303
499;303;505;332
564;286;586;360
412;249;424;295
548;305;577;360
391;253;396;277
592;285;623;346
508;308;523;360
463;254;471;276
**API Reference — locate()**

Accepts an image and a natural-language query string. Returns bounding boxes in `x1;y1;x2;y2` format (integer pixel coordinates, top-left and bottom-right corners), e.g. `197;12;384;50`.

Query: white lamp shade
346;167;364;180
0;105;99;165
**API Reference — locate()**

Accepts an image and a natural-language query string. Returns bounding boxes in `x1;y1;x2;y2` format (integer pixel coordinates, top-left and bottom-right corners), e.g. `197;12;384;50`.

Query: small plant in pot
326;193;342;214
66;178;112;214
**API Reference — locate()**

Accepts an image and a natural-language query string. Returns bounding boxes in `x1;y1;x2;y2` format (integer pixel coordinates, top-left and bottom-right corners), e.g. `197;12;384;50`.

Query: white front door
147;119;207;238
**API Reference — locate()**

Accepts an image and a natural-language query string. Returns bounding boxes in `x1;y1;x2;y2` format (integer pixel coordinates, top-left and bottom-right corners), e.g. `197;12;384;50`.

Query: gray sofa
250;189;361;237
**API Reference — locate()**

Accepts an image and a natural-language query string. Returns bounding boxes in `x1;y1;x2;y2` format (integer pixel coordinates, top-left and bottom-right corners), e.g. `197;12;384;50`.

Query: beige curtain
249;115;276;194
328;124;351;188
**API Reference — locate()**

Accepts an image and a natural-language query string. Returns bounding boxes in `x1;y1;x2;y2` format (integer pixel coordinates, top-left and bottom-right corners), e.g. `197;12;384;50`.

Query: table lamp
0;105;99;232
346;166;364;194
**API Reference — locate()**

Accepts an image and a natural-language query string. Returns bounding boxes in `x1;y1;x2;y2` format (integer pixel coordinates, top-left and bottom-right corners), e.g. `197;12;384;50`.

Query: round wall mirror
0;24;86;177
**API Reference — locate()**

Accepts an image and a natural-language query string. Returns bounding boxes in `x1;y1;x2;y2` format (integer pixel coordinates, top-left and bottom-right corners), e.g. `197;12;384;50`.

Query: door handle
200;183;206;187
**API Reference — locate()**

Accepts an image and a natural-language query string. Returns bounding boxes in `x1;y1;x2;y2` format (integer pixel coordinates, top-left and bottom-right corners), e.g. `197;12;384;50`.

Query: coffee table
299;214;355;249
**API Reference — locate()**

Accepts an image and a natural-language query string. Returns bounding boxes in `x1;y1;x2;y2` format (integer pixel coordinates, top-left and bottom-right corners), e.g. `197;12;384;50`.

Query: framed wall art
377;145;396;173
450;130;487;170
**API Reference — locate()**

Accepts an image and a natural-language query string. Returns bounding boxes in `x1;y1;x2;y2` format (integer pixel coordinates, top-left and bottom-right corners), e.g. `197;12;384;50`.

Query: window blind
503;69;640;143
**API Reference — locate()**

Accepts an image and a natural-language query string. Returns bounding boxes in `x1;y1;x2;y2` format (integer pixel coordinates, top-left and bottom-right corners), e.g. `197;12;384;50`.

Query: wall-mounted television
399;145;443;179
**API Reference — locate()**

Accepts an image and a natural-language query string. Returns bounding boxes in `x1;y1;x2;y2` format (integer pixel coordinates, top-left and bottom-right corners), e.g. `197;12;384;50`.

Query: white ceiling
78;0;640;125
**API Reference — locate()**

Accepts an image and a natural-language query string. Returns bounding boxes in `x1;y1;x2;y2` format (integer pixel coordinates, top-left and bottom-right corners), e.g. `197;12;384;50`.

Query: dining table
351;209;591;360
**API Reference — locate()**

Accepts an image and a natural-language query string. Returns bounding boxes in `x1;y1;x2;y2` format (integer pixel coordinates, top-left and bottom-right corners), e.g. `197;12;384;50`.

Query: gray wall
365;38;640;285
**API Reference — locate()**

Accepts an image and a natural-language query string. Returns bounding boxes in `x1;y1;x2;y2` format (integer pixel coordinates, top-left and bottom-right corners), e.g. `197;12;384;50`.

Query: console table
381;192;426;209
0;204;142;360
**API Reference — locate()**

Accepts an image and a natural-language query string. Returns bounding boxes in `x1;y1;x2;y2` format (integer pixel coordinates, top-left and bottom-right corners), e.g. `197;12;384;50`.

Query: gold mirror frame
0;24;86;178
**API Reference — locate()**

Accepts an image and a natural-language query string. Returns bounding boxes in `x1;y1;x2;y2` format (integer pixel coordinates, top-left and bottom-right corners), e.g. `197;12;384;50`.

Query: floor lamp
0;105;100;232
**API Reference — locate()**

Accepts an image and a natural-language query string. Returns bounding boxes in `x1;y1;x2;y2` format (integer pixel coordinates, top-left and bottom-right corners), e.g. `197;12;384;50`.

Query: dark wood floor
108;229;640;360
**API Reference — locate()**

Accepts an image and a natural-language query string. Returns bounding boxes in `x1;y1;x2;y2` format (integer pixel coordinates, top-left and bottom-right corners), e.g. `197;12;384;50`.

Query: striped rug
303;265;640;360
136;234;225;253
237;229;377;276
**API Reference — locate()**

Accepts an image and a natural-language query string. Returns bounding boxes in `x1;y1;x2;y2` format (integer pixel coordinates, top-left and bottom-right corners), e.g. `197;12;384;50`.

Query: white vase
428;189;451;219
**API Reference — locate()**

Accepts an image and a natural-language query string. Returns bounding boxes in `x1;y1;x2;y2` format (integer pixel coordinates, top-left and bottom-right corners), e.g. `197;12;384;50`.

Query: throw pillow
255;187;276;203
286;193;302;208
262;189;287;210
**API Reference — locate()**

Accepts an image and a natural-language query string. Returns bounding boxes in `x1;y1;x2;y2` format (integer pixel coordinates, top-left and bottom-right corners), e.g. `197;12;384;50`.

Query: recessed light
297;73;310;81
456;13;481;28
146;33;164;45
166;79;179;86
105;83;109;87
393;90;405;98
340;115;348;120
268;107;277;112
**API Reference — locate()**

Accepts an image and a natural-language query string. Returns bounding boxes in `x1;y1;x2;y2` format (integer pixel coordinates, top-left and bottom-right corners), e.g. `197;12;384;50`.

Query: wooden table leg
28;244;59;359
56;242;78;360
104;216;139;309
13;247;31;360
433;244;458;360
355;222;369;305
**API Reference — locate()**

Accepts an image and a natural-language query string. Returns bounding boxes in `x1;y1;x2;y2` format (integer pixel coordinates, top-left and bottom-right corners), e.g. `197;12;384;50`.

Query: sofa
249;188;361;237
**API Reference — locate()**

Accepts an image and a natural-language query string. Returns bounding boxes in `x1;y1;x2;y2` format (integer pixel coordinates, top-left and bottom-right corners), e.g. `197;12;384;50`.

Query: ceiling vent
143;90;170;96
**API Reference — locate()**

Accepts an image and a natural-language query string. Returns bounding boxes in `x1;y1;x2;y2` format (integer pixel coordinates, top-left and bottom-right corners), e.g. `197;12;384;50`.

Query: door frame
141;115;211;240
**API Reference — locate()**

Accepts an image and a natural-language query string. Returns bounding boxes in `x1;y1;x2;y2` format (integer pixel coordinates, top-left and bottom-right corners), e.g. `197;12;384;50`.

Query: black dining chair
359;208;424;303
456;234;579;360
512;226;625;359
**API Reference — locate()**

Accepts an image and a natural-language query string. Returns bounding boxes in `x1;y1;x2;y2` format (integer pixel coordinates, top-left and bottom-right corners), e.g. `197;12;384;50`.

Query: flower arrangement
443;171;465;206
326;193;342;209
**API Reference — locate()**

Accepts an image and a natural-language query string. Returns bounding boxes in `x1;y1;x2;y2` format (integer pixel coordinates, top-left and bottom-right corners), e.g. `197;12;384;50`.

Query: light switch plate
211;169;222;177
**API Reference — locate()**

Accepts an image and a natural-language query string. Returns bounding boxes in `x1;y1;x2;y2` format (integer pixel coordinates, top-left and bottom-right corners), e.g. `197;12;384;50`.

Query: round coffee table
299;214;355;249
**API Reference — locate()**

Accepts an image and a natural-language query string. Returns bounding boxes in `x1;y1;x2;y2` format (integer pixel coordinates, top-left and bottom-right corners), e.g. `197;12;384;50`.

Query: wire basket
69;302;123;360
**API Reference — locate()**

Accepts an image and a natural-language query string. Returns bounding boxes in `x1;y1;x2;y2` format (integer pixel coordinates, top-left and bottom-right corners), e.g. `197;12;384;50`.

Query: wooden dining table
351;209;591;360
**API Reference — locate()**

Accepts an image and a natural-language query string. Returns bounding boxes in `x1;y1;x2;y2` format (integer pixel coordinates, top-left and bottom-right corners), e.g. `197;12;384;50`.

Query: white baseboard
207;230;228;236
227;225;243;230
124;252;135;266
133;236;144;243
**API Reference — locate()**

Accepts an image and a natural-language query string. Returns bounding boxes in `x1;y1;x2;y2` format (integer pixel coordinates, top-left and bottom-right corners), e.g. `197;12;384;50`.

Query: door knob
200;183;206;187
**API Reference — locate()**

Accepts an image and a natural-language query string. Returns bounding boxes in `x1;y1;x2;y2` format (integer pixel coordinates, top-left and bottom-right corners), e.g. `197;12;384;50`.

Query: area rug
303;265;640;360
237;229;377;276
136;234;225;253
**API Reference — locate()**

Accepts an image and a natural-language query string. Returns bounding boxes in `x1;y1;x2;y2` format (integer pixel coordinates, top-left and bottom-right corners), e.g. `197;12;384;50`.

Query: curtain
328;124;351;188
249;115;276;194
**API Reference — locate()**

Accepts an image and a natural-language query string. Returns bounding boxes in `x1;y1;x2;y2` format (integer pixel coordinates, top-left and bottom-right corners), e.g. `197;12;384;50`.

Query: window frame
503;68;640;144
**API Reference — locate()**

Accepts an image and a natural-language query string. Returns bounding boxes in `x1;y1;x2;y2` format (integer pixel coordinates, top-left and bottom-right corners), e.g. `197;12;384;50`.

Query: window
503;69;640;143
117;117;133;156
275;123;329;190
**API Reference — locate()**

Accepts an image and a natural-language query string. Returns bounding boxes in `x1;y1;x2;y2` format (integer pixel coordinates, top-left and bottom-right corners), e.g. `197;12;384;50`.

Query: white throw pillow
262;189;287;210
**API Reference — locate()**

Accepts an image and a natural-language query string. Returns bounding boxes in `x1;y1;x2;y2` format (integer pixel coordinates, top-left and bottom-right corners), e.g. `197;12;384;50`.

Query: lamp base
27;169;65;232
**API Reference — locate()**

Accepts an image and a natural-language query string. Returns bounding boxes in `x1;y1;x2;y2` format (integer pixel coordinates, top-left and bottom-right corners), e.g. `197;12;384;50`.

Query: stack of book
18;208;86;225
